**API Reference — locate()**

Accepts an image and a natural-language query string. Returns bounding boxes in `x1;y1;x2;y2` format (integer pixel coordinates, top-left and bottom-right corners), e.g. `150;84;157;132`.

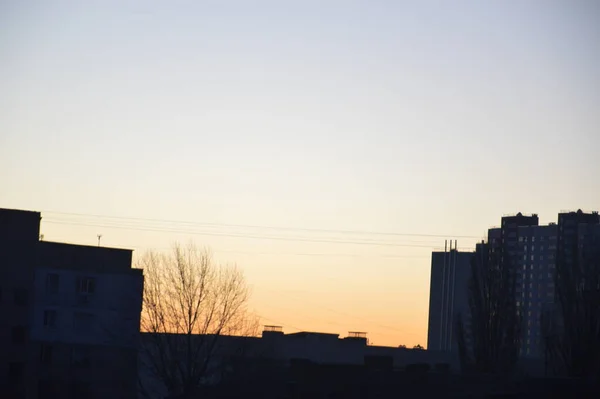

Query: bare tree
137;243;258;399
456;247;521;374
542;233;600;378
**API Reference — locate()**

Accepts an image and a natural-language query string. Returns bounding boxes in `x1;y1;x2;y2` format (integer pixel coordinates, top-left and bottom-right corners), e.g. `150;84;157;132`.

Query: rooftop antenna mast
97;234;102;247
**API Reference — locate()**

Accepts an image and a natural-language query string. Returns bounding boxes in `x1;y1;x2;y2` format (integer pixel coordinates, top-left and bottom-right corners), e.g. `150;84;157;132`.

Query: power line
255;314;303;332
45;217;446;245
42;219;456;249
42;210;481;239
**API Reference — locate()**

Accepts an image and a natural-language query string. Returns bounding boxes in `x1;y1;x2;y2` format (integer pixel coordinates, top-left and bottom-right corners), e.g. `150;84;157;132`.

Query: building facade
428;210;599;360
515;223;557;356
426;243;473;352
0;208;143;399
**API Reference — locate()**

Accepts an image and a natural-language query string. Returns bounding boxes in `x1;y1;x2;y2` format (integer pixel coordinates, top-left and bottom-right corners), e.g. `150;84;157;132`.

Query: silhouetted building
0;209;41;399
427;243;473;352
515;223;557;356
557;209;600;277
445;210;599;360
139;327;457;399
0;208;143;399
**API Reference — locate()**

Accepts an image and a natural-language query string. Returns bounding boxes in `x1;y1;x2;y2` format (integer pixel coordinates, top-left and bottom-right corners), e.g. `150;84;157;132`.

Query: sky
1;0;599;347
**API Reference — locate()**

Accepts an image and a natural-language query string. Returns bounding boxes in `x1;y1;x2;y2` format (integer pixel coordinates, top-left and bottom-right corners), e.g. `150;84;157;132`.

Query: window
11;326;26;344
531;245;535;251
40;344;53;365
524;245;528;251
43;310;57;328
532;237;535;242
14;288;28;306
46;273;59;295
540;255;544;260
548;273;553;278
76;277;96;294
73;312;94;333
531;255;535;261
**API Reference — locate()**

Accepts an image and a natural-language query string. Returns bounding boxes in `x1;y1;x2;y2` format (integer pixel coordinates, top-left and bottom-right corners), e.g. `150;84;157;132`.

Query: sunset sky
1;0;599;347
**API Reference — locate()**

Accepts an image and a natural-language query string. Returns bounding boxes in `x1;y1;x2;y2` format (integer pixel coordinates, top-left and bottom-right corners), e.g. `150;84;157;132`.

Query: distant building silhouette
0;208;143;399
426;241;473;352
427;210;600;363
139;327;456;399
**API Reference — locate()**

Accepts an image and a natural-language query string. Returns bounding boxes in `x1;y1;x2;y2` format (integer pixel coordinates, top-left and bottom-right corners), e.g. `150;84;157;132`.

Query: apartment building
428;210;599;359
515;223;557;356
0;209;40;399
0;208;143;399
426;243;473;352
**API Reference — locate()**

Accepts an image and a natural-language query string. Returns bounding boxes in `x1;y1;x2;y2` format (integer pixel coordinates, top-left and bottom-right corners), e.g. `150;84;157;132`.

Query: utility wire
42;210;481;239
43;219;460;249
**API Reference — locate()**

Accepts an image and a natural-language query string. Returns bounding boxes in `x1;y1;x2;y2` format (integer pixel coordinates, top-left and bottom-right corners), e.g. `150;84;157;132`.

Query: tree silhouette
542;233;600;378
137;243;257;398
456;247;521;374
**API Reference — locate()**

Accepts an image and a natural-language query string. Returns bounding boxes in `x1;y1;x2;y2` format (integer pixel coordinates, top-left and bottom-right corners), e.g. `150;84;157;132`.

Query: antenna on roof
97;234;102;247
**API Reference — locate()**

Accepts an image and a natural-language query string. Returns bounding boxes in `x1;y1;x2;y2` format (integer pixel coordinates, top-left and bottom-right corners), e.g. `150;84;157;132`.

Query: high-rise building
427;242;473;351
0;208;143;399
428;210;599;359
515;223;557;356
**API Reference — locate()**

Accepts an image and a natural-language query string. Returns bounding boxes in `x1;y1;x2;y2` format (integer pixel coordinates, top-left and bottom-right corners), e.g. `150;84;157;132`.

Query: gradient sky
1;0;599;347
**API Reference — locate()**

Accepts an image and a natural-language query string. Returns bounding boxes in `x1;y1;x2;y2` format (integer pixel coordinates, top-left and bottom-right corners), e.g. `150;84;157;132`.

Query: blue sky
1;0;599;346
